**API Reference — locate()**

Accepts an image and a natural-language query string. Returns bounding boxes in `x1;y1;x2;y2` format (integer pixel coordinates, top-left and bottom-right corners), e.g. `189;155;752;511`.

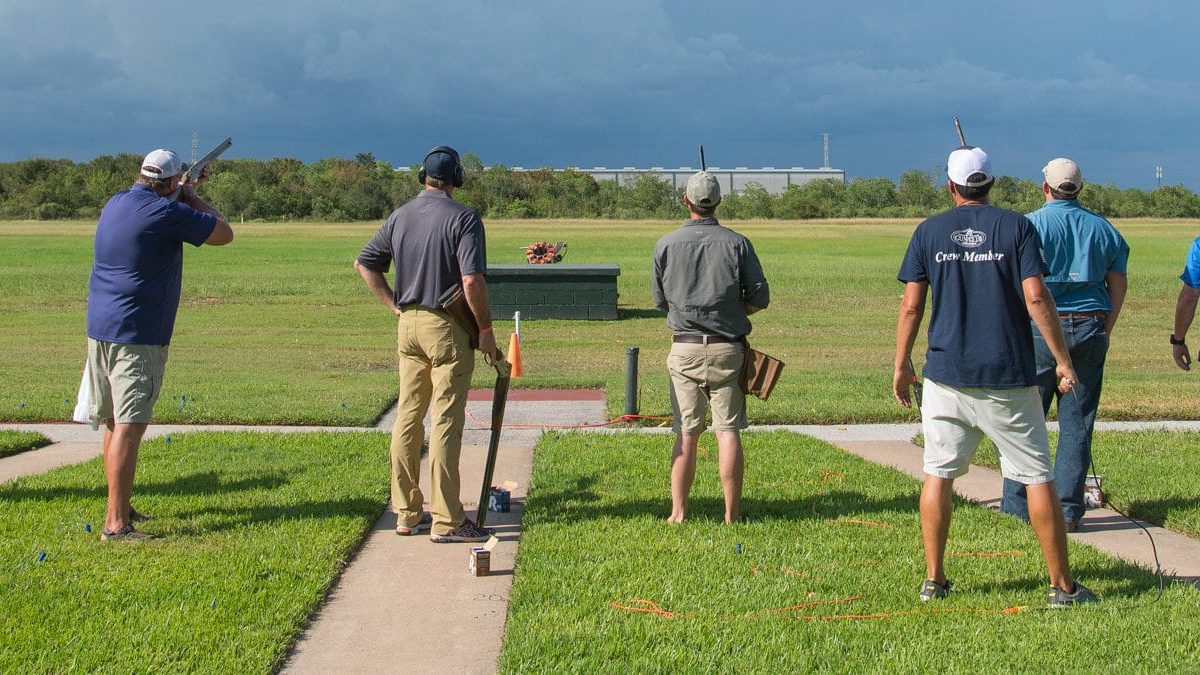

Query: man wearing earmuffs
354;146;498;543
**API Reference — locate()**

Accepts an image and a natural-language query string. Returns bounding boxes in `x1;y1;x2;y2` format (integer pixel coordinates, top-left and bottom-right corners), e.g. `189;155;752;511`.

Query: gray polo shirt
356;190;487;309
651;217;769;338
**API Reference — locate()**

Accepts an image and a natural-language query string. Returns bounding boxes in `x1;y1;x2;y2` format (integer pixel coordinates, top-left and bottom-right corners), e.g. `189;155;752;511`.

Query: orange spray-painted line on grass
798;605;1028;621
612;596;863;621
611;599;675;619
767;596;863;614
835;518;893;529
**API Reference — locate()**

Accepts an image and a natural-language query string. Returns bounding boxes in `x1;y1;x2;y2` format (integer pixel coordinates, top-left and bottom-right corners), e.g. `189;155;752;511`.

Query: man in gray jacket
652;171;769;523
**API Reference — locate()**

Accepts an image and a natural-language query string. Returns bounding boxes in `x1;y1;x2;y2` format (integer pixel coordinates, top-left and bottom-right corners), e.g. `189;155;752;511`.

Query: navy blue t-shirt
897;204;1047;388
87;184;217;345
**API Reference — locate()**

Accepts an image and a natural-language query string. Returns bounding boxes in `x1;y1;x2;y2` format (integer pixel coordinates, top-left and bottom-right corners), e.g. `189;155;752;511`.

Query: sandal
100;524;156;542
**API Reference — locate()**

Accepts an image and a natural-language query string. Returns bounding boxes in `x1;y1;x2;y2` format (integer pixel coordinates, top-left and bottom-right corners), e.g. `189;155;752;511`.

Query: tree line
2;151;1198;221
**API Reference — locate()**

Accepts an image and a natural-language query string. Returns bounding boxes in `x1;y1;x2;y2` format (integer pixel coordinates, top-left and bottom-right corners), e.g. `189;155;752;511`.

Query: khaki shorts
667;341;747;434
87;339;169;425
920;378;1052;484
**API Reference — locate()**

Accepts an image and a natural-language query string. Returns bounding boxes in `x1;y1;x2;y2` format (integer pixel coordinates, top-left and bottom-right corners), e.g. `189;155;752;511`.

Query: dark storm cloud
0;0;1196;187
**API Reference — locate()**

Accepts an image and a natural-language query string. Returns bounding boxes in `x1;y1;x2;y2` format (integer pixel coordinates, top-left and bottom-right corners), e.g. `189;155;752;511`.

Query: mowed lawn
972;430;1200;539
0;431;388;672
501;432;1200;671
1;218;1197;425
0;430;50;459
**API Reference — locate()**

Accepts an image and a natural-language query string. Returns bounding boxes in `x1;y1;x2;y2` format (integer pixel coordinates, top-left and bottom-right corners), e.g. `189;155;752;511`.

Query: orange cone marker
508;311;524;377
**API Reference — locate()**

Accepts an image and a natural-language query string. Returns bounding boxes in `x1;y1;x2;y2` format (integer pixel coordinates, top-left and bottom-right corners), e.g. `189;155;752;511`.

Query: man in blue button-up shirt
1001;158;1129;532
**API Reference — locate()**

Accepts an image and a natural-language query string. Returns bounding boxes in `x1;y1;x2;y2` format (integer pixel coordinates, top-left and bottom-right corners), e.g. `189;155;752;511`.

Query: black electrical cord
1068;388;1166;602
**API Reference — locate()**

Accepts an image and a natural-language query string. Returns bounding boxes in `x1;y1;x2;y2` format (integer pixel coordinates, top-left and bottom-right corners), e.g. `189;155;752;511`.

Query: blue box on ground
488;487;511;512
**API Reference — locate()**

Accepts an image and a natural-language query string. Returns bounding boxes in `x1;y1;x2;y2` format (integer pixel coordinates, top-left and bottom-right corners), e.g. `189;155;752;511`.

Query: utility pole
1156;165;1163;188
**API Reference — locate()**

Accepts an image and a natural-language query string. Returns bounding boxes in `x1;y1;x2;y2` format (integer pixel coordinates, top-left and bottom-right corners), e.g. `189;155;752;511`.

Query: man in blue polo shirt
86;149;233;541
1001;158;1128;531
893;146;1097;607
1171;236;1200;370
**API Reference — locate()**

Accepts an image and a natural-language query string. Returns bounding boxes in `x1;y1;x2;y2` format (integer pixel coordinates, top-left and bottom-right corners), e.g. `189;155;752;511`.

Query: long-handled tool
475;350;512;527
953;117;969;148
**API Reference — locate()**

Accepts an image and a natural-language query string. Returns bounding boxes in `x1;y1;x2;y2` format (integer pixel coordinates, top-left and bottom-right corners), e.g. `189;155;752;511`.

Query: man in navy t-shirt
893;146;1097;607
85;148;234;541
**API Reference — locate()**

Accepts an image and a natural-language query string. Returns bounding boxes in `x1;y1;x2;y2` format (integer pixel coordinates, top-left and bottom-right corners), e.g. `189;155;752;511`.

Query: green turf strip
0;431;387;672
0;430;50;458
3;220;1199;425
502;431;1200;671
970;430;1200;539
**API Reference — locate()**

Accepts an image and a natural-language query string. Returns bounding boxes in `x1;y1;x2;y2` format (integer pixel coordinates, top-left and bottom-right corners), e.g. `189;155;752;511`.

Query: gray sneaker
396;512;432;536
1047;582;1099;608
429;519;493;543
919;579;952;601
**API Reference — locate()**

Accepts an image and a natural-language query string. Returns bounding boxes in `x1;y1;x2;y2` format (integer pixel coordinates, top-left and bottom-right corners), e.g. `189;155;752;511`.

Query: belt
673;334;742;344
1059;312;1107;320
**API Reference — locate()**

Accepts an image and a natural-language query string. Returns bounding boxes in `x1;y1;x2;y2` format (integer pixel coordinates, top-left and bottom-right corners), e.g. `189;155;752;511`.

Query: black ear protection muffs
417;145;466;187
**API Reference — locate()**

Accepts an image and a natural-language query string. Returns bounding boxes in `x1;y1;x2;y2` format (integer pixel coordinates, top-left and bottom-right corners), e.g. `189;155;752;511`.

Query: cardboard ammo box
468;536;500;576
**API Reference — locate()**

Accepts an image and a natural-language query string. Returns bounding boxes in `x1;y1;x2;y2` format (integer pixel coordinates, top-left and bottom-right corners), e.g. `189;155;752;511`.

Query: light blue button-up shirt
1026;199;1129;313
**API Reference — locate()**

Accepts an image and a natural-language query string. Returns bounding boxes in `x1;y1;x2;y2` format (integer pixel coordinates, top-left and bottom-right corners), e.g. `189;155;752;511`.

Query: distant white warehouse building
510;166;846;195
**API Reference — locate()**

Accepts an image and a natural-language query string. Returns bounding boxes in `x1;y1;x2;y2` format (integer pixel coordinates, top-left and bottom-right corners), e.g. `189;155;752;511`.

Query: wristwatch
1170;334;1187;346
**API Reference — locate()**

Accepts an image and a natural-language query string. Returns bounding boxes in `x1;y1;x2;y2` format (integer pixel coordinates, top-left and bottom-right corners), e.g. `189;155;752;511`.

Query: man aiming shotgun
85;142;234;541
355;145;498;543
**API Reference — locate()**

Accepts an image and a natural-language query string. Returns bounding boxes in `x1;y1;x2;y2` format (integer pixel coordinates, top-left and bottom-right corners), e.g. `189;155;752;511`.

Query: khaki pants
391;307;475;536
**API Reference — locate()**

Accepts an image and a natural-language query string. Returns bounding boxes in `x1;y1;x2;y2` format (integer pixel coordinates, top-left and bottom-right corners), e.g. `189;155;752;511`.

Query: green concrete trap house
485;263;620;320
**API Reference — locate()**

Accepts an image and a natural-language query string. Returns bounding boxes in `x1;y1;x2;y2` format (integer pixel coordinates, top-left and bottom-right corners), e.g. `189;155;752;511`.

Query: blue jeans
1001;316;1108;523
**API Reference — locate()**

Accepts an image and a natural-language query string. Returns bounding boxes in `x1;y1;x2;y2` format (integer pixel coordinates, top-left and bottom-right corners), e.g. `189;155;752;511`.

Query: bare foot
667;514;685;523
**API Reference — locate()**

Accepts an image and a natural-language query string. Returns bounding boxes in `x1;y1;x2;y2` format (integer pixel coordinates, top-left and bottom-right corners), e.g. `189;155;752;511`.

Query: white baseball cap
1043;157;1083;195
946;147;994;187
140;149;183;179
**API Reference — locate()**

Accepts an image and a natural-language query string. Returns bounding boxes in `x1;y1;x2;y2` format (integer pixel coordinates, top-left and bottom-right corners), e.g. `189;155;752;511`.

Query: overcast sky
2;0;1196;188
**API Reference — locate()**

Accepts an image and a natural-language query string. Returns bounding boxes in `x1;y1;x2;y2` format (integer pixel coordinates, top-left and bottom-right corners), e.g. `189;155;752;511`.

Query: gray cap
686;171;721;208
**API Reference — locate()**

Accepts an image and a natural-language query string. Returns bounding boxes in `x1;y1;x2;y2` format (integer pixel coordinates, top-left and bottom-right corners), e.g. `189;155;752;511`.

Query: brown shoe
100;524;156;542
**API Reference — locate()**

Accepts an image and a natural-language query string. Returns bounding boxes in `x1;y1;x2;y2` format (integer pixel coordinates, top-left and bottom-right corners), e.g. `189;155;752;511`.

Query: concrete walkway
3;411;1199;673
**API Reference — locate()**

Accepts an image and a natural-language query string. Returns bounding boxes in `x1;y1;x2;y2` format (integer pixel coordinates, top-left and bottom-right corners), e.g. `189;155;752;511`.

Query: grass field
0;430;50;459
0;431;387;672
501;431;1200;671
969;430;1200;539
2;218;1198;425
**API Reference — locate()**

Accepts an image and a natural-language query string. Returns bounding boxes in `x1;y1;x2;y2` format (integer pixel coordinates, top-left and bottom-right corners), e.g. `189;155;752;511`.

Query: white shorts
920;378;1052;484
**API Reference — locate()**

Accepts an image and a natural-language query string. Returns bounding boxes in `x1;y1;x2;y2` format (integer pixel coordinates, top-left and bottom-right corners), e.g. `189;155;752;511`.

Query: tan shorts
87;339;169;425
667;341;747;434
920;378;1052;484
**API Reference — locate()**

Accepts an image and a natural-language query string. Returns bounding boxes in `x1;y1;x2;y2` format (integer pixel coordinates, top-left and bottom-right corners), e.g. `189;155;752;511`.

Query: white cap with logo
946;147;994;188
140;149;183;179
